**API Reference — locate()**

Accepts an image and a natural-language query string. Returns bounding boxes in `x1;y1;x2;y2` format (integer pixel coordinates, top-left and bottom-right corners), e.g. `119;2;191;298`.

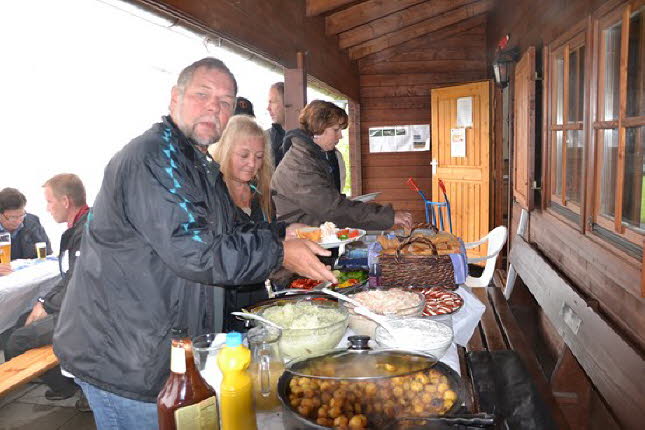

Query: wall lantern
493;47;520;88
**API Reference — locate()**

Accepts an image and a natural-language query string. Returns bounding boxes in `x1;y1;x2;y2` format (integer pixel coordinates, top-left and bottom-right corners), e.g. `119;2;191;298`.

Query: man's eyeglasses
1;212;26;222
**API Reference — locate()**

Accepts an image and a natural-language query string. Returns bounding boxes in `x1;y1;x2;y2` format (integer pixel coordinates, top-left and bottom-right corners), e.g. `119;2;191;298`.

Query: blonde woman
210;114;274;223
209;114;276;331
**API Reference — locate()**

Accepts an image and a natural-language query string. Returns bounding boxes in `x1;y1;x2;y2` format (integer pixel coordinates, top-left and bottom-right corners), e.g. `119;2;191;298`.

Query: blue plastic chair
406;178;453;233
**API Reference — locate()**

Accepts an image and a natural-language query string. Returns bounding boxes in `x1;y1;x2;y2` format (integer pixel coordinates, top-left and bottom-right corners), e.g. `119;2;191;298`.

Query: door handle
430;159;438;175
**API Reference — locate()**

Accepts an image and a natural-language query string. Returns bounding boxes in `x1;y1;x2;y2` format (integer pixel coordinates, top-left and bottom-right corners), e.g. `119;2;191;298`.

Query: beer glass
193;333;227;396
35;242;47;259
0;232;10;264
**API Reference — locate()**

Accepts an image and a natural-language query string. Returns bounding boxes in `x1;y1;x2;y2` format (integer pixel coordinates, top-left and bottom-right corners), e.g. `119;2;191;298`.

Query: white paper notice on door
456;97;473;127
450;128;466;158
368;124;430;152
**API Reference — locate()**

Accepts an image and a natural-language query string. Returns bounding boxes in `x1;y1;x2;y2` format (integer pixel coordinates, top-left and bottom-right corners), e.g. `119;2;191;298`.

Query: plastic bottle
217;332;257;430
157;328;219;430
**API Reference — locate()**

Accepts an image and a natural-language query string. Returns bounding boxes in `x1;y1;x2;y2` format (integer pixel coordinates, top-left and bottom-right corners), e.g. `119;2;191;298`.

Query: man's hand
0;263;12;276
25;302;48;326
393;210;413;229
285;223;309;240
283;239;337;283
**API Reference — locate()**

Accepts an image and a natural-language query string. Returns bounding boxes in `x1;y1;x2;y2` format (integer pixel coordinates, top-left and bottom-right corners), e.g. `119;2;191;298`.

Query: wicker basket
379;236;458;290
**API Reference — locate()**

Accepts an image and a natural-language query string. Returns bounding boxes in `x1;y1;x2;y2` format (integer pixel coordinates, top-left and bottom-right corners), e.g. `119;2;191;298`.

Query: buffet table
0;258;60;333
256;286;486;429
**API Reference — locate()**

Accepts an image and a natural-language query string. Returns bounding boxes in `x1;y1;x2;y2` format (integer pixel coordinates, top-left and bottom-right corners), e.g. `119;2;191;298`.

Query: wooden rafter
357;14;487;67
306;0;362;17
325;0;426;36
338;0;479;49
348;0;493;59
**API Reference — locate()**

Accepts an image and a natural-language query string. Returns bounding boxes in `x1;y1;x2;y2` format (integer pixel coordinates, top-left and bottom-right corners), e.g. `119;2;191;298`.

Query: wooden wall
488;0;645;353
136;0;360;100
357;16;489;222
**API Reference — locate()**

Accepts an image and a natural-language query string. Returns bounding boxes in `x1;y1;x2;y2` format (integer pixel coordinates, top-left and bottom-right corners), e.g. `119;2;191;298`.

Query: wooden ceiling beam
338;0;478;48
306;0;362;17
357;14;487;67
348;0;493;59
325;0;426;36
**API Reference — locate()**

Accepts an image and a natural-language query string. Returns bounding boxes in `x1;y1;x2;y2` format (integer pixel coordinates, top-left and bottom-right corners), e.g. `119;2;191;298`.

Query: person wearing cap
234;96;255;116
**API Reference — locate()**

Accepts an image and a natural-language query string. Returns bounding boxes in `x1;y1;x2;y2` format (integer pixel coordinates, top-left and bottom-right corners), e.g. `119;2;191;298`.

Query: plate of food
415;287;464;316
296;222;366;249
350;192;381;202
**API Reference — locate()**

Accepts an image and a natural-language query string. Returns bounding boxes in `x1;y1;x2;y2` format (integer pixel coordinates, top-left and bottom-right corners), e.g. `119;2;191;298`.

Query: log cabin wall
357;17;489;222
488;0;645;359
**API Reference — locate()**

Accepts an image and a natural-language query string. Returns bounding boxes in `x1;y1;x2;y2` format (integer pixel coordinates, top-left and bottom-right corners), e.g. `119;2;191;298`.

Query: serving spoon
230;311;284;330
321;288;396;334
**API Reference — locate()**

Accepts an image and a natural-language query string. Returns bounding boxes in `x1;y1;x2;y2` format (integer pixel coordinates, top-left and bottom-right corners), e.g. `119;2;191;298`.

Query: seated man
4;174;89;409
0;187;51;261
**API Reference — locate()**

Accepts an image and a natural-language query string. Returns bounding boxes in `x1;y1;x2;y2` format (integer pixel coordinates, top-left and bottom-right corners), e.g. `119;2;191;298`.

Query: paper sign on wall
368;124;430;153
450;128;466;158
456;97;473;127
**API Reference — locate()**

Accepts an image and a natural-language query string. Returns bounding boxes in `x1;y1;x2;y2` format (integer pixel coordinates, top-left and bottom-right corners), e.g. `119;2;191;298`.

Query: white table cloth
0;258;60;333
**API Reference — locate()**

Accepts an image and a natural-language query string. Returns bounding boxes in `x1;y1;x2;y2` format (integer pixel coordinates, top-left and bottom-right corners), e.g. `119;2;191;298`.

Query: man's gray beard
180;123;219;147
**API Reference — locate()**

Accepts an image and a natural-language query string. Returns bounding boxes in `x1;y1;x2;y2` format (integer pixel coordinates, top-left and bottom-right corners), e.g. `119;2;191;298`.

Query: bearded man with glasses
0;187;51;268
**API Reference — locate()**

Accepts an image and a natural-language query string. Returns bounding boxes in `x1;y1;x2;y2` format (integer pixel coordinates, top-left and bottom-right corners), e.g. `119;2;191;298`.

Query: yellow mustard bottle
217;332;257;430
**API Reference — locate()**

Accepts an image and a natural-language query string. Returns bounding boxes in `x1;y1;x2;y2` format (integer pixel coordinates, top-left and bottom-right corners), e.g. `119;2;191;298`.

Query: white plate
350;192;381;202
298;227;366;249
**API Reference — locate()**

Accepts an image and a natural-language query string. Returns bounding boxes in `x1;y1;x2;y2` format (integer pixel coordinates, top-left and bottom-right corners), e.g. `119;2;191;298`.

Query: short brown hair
43;174;86;207
299;100;348;136
0;188;27;213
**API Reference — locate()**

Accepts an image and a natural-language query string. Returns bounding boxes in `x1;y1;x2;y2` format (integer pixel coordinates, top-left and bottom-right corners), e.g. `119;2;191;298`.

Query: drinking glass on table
35;242;47;259
0;232;10;264
193;333;226;396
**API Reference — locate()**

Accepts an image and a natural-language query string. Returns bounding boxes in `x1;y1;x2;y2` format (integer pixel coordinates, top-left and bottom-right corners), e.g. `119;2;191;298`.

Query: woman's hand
285;223;309;240
394;211;413;229
282;239;337;283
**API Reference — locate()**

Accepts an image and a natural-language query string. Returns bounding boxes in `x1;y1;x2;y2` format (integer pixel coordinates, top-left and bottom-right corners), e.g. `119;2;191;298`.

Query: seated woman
272;100;412;231
209;115;275;331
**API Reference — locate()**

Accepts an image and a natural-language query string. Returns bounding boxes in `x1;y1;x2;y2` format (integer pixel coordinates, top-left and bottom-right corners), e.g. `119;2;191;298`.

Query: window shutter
513;46;536;210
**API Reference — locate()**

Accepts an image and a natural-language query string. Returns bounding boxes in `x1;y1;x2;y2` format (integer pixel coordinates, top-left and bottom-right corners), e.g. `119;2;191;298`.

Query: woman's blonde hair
209;115;274;220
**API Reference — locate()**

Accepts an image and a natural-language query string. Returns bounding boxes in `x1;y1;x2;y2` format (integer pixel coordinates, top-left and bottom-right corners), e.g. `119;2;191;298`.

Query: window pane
566;130;584;204
627;7;644;117
554;130;563;196
568;49;578;122
603;22;622;121
554;54;564;124
599;129;619;218
622;126;645;230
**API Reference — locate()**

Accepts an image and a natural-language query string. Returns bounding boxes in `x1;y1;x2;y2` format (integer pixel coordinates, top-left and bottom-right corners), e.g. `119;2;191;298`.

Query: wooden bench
462;283;570;430
509;235;645;430
0;345;59;396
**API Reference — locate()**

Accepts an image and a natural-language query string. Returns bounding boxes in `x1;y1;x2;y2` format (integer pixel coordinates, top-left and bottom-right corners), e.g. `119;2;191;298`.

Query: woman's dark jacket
54;116;285;402
272;129;394;230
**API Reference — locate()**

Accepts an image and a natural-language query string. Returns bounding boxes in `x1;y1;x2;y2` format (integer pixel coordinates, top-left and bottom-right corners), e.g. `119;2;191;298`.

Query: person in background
234;96;255;116
266;82;286;166
209;115;275;331
272;100;413;231
54;57;335;430
3;174;90;411
0;187;51;264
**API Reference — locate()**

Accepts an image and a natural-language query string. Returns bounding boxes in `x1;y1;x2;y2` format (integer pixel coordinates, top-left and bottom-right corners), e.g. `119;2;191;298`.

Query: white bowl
374;318;454;359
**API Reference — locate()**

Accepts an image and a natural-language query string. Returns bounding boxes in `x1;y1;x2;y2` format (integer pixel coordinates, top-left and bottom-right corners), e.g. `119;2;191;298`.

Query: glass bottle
157;328;219;430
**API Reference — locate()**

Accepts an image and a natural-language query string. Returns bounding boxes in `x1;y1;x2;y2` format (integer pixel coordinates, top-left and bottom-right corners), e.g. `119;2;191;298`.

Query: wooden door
431;81;490;259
